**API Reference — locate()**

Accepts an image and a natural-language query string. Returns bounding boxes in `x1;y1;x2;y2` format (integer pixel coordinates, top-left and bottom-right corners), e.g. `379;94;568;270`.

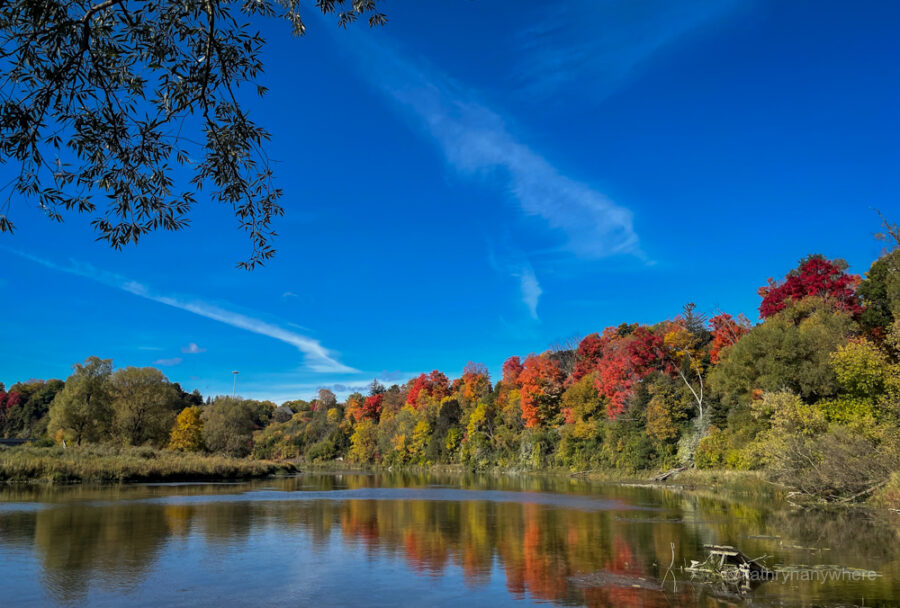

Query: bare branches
874;208;899;250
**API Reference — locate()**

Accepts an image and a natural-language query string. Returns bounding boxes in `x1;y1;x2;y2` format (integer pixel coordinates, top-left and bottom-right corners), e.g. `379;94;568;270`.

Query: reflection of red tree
333;500;683;608
461;544;490;588
519;505;569;600
403;529;426;572
580;535;662;608
340;508;380;551
402;528;450;575
607;536;635;573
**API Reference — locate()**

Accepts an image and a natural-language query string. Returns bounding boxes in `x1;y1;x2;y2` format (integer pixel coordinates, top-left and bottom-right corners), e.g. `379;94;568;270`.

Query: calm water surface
1;472;898;607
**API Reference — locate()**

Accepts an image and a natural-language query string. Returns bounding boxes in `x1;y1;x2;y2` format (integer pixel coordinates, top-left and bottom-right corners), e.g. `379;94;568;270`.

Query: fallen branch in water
837;479;888;503
652;466;688;482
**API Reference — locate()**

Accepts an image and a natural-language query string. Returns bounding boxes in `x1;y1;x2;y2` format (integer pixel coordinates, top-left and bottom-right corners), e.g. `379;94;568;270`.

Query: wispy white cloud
512;0;743;99
6;248;357;374
487;238;544;321
153;357;182;367
181;342;206;354
514;264;543;321
282;291;299;299
342;36;640;260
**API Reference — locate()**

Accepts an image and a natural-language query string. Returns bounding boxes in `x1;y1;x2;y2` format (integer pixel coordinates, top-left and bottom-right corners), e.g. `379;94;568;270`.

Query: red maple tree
758;255;863;318
501;356;524;385
570;333;604;382
592;326;671;419
406;370;450;408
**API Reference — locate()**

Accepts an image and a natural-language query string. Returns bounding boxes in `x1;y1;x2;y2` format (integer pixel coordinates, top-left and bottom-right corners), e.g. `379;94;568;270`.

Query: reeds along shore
0;445;295;483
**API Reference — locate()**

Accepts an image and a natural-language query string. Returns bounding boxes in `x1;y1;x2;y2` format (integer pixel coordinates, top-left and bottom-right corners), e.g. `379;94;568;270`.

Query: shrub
873;472;900;509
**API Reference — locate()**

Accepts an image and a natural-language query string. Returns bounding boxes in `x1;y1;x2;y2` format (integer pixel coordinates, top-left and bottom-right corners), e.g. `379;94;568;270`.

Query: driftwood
837;479;888;503
651;466;687;482
685;545;774;582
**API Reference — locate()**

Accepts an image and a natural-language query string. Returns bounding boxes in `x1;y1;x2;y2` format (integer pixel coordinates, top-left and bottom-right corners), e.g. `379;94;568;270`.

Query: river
1;472;898;606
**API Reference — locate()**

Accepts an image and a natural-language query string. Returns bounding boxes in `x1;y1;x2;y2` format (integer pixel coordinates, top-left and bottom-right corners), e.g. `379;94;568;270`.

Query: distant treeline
3;220;899;501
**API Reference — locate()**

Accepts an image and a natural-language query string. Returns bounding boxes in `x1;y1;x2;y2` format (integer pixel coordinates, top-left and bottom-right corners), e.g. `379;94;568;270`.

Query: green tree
819;337;900;424
48;357;113;444
644;375;692;442
201;397;255;457
0;0;385;268
858;249;900;334
109;367;180;446
831;339;891;400
4;378;64;438
709;298;856;409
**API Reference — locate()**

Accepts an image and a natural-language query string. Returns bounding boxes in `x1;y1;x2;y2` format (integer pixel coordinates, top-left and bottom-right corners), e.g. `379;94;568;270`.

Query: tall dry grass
0;445;296;483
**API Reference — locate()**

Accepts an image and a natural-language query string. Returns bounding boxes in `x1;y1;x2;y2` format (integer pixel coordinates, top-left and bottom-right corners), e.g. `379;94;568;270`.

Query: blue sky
2;0;898;402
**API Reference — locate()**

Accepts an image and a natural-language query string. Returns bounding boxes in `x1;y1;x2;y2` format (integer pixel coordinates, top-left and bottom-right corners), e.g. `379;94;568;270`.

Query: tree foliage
406;370;450;409
710;298;856;408
708;313;750;364
517;354;566;428
109;366;179;446
0;0;385;267
168;406;204;452
858;249;900;335
758;254;863;319
48;356;113;444
201;396;254;457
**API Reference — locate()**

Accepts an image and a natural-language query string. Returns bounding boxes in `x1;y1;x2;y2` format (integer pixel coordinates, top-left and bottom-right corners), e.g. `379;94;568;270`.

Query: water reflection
0;473;898;607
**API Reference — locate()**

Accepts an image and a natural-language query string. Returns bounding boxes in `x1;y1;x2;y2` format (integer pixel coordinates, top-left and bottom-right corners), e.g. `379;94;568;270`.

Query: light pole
232;370;239;398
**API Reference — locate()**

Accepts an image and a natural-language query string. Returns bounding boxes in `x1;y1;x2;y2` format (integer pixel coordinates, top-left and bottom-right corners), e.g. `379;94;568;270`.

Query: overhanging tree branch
0;0;386;268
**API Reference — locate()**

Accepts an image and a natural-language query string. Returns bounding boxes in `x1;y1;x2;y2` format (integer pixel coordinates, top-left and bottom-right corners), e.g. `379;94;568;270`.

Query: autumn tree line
3;223;899;498
0;365;275;458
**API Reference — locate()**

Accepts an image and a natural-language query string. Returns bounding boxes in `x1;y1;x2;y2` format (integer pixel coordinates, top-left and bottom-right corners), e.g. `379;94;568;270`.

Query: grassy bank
0;445;296;484
302;460;773;491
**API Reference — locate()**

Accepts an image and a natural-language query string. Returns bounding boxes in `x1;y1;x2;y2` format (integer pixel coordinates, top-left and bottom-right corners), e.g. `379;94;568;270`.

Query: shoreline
0;445;296;484
3;448;897;512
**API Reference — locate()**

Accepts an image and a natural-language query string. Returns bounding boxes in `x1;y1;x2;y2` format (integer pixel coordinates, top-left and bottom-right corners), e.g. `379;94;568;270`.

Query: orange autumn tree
708;312;751;363
346;392;381;422
457;361;491;403
517;354;566;428
493;355;524;414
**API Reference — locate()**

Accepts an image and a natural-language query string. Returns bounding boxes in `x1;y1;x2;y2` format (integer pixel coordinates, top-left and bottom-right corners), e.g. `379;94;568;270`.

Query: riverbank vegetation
0;445;294;483
2;216;898;502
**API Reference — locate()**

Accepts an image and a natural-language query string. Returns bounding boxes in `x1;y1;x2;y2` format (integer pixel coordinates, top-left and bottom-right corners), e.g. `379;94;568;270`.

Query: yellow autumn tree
168;406;204;452
408;418;432;464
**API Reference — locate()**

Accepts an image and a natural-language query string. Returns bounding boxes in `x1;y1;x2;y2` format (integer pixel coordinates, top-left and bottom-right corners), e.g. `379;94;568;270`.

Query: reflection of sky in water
0;474;898;607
